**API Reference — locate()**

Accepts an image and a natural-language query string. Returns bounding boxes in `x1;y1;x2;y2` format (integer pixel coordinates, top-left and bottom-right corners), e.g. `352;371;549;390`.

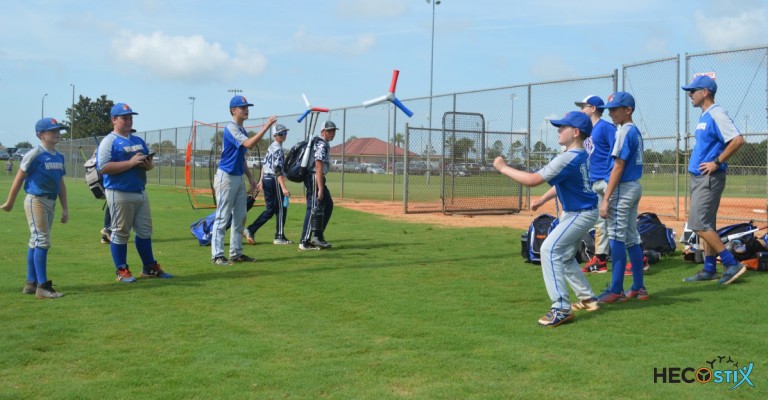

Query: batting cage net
404;112;524;214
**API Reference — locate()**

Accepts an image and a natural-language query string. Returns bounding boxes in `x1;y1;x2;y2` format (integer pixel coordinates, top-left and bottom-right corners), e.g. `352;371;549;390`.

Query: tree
150;140;177;154
486;140;504;160
347;135;358;142
445;137;476;162
391;133;404;148
64;95;114;139
14;141;33;148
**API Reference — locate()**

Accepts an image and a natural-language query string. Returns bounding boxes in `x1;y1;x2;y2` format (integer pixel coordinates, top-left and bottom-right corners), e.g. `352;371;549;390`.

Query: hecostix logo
653;355;755;390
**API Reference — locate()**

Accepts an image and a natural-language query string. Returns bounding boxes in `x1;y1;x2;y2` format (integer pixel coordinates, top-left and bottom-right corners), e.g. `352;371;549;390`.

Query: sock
596;254;607;262
609;239;627;294
135;237;156;268
33;247;49;284
111;243;128;269
703;255;717;273
627;244;644;291
718;249;739;268
26;247;37;282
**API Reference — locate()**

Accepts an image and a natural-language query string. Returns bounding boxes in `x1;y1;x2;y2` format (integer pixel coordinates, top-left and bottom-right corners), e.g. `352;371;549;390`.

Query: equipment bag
522;213;557;263
284;137;316;183
84;152;105;199
190;195;257;246
637;212;676;255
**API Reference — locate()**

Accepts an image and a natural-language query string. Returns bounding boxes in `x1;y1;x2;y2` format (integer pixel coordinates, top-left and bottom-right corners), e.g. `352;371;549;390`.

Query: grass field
0;176;765;399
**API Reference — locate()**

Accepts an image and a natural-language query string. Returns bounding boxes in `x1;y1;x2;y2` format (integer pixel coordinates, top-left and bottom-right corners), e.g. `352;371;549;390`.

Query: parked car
246;156;262;168
12;148;32;160
366;166;385;174
0;149;10;160
193;157;212;167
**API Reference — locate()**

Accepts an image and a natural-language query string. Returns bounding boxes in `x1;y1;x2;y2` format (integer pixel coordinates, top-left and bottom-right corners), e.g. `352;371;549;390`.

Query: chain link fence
55;45;767;224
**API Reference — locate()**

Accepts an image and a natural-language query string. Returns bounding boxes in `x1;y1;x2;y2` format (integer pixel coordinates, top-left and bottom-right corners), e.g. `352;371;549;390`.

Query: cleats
624;256;649;276
212;257;232;266
683;269;718;282
230;254;257;263
597;290;627;304
581;256;608;273
35;280;64;299
625;287;650;301
571;297;600;312
537;308;574;327
244;229;256;245
141;263;173;279
273;237;293;245
719;264;747;285
310;237;332;249
23;281;36;295
116;266;137;283
299;242;320;251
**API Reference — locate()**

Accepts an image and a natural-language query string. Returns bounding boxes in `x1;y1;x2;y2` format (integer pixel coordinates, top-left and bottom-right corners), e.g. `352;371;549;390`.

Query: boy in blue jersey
1;118;69;299
576;95;616;274
596;92;647;303
494;111;599;327
299;121;337;251
98;103;171;283
211;95;276;265
681;75;746;285
245;124;292;245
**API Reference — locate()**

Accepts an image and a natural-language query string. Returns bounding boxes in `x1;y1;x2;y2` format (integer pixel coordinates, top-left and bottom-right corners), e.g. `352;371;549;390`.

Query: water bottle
283;195;290;208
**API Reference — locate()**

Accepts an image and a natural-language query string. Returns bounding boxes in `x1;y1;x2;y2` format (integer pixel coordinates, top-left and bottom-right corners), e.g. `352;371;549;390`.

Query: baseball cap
574;95;604;108
322;120;339;131
35;117;68;133
229;95;253;108
681;75;717;94
111;103;139;117
598;92;635;110
549;111;592;137
273;124;289;135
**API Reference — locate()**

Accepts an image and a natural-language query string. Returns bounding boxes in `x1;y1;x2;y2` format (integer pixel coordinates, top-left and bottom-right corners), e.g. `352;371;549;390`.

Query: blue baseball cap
229;95;254;108
35;117;68;133
598;92;635;109
574;95;604;108
549;111;592;137
111;103;139;117
681;75;717;94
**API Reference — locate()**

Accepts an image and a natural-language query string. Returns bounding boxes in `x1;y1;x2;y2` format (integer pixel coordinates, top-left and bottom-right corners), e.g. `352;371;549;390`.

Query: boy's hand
61;209;69;224
0;202;12;212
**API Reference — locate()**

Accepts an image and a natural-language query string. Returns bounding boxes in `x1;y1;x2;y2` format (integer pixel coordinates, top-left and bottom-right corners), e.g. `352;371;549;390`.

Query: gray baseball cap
273;124;289;135
322;121;339;131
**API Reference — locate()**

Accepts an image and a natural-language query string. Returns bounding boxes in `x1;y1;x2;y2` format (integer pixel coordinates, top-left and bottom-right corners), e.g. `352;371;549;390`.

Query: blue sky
1;0;766;148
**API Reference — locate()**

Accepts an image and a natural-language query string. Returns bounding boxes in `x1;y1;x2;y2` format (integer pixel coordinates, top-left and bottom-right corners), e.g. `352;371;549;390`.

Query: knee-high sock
627;244;644;291
33;247;49;284
111;242;128;269
27;247;36;282
609;239;627;294
135;237;156;267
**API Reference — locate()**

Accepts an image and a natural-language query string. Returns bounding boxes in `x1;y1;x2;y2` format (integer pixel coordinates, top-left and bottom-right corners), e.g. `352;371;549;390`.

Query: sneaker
273;237;293;245
581;256;608;273
537;308;574;327
230;254;257;263
683;269;718;282
244;229;256;245
141;263;173;279
299;242;320;251
626;287;650;300
571;297;600;312
719;264;747;285
310;236;332;249
35;280;64;299
22;281;37;295
624;256;650;276
100;228;111;244
212;256;232;266
116;266;137;283
597;289;627;304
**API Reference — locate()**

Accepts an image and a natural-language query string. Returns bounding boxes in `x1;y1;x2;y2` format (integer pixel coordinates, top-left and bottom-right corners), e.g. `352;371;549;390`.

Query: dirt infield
335;195;768;236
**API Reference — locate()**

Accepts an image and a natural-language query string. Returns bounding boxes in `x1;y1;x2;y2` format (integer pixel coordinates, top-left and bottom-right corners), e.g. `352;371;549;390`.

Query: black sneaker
230;254;257;263
310;236;332;249
212;256;232;266
299;242;320;251
36;280;64;299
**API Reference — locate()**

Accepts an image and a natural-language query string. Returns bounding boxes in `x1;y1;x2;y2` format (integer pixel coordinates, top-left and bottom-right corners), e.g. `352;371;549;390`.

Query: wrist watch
714;158;722;166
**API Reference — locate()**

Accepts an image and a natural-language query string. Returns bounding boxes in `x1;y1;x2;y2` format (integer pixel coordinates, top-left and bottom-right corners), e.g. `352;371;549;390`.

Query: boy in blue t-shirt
494;111;599;328
596;92;647;303
1;118;69;299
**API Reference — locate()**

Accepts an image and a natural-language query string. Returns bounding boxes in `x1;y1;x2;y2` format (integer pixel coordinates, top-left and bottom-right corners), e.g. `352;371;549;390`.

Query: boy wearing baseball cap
494;111;599;327
1;118;69;298
299;121;338;251
245;123;292;245
596;92;648;303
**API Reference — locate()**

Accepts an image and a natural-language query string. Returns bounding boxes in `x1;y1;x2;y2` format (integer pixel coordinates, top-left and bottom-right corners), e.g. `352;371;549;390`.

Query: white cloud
694;8;768;49
111;31;267;81
528;55;578;81
335;0;407;19
293;26;375;56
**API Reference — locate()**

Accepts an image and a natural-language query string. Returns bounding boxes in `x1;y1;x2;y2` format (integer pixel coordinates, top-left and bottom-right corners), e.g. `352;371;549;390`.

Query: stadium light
70;84;75;137
188;96;196;124
41;93;48;118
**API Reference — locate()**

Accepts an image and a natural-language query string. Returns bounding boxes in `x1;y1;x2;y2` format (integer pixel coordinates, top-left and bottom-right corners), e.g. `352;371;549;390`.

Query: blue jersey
218;121;249;176
262;142;285;176
608;123;643;182
585;118;616;182
20;146;66;198
689;104;741;176
538;149;597;212
308;137;330;175
97;132;149;192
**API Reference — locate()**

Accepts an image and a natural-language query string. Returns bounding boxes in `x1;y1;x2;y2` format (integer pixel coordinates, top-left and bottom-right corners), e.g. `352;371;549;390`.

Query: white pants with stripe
211;169;246;259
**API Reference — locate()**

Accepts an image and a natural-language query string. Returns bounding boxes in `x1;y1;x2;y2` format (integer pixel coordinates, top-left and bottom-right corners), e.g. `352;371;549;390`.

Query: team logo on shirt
44;161;65;171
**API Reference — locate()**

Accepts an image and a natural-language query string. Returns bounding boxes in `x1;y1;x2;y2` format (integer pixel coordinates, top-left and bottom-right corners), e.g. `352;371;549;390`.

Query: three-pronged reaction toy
362;69;413;117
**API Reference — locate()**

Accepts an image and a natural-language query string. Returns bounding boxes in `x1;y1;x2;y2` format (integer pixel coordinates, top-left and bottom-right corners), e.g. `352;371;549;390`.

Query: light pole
510;93;517;133
69;84;75;137
188;96;196;124
227;89;242;96
426;0;441;182
41;93;48;118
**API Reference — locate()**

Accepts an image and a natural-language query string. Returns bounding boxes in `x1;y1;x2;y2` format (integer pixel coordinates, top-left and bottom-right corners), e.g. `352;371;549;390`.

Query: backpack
284;137;316;183
576;228;596;264
84;151;105;199
190;195;257;246
683;221;759;263
521;214;557;263
637;212;676;255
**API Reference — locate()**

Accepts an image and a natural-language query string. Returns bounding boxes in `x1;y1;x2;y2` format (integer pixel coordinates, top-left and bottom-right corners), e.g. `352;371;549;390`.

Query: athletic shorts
688;171;726;231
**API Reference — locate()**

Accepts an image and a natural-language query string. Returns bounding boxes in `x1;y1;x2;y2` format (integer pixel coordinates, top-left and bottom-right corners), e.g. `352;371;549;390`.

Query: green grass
0;176;765;399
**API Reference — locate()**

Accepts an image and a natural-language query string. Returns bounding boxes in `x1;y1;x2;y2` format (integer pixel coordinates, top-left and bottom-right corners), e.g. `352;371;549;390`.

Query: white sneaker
310;237;332;249
299;242;320;251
